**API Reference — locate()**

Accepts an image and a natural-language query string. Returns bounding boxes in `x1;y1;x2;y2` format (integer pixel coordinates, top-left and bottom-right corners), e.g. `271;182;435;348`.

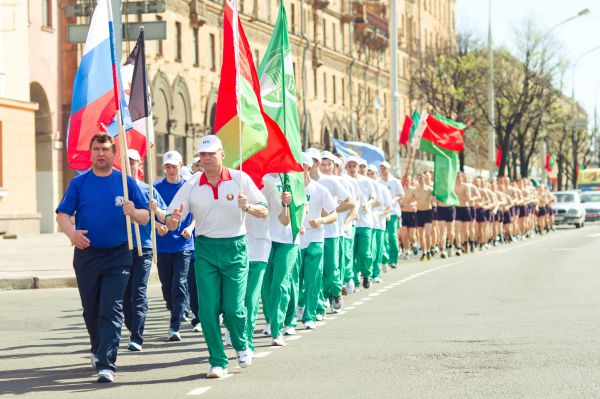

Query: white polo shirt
354;174;376;228
246;181;276;263
263;174;299;245
341;174;361;239
336;175;354;238
300;180;337;249
314;174;349;239
373;180;393;231
166;168;267;239
379;176;404;217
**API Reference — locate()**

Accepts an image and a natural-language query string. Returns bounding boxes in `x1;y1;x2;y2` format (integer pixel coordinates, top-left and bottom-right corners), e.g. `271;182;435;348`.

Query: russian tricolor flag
67;0;131;171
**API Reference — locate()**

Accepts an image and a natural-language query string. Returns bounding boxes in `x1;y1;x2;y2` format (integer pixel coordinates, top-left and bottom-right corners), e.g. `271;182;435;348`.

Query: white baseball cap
306;148;322;162
380;161;391;169
301;152;314;167
191;156;201;165
127;149;141;161
321;150;337;162
162;150;183;166
358;158;367;167
367;164;378;173
346;156;360;165
333;155;342;167
197;135;223;153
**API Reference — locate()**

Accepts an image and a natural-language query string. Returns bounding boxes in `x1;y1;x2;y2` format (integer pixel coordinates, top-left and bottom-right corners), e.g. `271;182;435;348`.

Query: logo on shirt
226;193;234;201
306;195;311;202
115;196;124;207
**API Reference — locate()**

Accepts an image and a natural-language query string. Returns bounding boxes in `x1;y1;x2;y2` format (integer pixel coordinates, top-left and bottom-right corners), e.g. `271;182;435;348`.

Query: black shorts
518;205;527;218
537;207;547;217
416;210;434;227
475;208;486;223
435;206;456;222
456;206;473;222
401;212;417;228
431;206;438;220
485;209;493;222
495;212;504;222
511;206;518;218
503;211;512;224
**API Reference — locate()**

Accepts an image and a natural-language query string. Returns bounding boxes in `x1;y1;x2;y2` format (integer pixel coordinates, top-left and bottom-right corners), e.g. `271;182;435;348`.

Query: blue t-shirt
132;180;167;249
56;169;148;249
154;178;194;253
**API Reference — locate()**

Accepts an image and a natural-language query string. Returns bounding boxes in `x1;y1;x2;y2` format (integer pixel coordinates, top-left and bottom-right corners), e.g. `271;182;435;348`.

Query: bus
577;168;600;191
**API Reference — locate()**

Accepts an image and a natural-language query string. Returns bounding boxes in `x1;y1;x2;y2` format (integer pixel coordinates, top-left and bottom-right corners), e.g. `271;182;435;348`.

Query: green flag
258;1;305;241
434;113;467;130
420;138;459;206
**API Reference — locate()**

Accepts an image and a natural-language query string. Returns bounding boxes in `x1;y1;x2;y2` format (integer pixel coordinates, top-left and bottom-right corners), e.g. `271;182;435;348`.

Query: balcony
310;0;330;10
352;2;389;51
190;0;207;28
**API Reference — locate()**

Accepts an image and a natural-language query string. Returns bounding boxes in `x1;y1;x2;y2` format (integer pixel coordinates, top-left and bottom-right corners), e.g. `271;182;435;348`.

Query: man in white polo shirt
165;135;268;379
379;161;404;269
367;165;393;283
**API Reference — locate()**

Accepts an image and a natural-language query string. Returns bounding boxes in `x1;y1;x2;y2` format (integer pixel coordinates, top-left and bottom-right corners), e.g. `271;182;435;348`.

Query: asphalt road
2;224;600;398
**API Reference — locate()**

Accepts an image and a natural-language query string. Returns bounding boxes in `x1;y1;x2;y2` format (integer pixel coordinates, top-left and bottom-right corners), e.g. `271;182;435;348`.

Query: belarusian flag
399;115;413;146
418;114;465;205
215;0;302;187
258;1;305;241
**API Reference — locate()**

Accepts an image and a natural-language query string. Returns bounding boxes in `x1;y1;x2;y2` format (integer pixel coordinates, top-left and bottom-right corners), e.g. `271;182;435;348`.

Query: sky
456;0;600;124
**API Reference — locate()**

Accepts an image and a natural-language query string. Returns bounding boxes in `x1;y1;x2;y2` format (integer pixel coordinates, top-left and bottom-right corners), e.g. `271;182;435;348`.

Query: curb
0;271;161;291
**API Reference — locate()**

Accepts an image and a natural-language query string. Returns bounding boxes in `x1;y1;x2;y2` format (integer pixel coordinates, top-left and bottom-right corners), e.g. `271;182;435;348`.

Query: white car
580;191;600;222
553;191;586;228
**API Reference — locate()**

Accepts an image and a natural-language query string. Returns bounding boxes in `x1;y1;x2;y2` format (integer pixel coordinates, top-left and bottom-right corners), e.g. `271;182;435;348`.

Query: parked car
580;191;600;222
553;191;586;228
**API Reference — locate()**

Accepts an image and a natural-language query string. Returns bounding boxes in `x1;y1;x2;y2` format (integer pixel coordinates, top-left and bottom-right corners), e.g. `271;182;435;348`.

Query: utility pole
487;0;496;182
390;0;399;169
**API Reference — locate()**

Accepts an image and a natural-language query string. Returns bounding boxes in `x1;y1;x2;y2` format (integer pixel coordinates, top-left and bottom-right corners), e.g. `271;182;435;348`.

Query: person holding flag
378;161;404;269
165;135;268;379
56;134;149;383
367;165;393;282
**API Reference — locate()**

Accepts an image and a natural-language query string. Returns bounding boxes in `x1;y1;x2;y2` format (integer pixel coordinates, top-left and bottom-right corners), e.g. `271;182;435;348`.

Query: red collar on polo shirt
199;168;232;199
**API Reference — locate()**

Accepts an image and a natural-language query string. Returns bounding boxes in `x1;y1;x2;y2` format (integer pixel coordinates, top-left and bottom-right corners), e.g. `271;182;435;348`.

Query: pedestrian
378;161;404;269
165;135;268;379
55;133;149;383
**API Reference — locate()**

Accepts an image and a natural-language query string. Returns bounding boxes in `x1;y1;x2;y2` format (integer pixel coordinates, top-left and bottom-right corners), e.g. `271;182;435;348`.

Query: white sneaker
97;369;114;383
90;353;98;369
192;323;202;333
316;313;326;321
127;341;142;352
262;325;271;336
304;320;317;330
296;307;305;321
207;366;228;379
223;329;232;346
272;336;286;346
284;326;296;336
168;330;181;342
347;280;355;295
373;276;382;283
237;348;253;368
382;264;389;273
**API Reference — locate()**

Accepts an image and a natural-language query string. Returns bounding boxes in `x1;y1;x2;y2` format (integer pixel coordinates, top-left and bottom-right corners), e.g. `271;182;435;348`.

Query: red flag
496;147;502;168
399;115;413;146
422;115;464;152
545;154;552;172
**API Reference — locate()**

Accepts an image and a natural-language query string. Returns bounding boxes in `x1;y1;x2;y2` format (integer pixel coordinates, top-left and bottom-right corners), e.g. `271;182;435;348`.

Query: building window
193;28;199;67
341;77;345;106
157;16;163;56
209;33;216;71
175;22;182;62
155;132;168;177
42;0;52;28
322;19;327;46
174;136;186;161
323;72;327;102
341;24;345;52
266;0;271;22
254;49;260;70
313;69;318;99
332;75;336;104
291;3;296;34
332;22;336;50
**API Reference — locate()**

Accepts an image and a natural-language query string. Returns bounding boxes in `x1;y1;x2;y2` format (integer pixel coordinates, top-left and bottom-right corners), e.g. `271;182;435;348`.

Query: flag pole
139;26;158;264
107;0;133;250
121;119;143;256
233;0;244;221
279;1;289;217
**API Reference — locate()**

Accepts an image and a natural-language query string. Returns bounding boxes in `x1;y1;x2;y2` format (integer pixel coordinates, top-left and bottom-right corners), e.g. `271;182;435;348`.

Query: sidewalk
0;234;159;290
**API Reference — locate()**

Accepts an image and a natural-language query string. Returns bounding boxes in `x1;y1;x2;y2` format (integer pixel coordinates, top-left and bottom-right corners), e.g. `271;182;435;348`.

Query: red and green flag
215;0;302;187
399;114;413;146
258;1;305;241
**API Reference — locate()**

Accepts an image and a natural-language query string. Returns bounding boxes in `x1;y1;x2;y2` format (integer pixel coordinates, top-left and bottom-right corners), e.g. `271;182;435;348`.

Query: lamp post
487;0;495;181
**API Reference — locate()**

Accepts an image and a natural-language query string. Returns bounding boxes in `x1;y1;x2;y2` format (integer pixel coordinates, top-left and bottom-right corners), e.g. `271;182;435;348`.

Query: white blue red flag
66;0;131;171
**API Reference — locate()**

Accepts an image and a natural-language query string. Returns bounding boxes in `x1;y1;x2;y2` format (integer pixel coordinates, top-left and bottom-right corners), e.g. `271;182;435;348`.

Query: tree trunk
557;154;564;191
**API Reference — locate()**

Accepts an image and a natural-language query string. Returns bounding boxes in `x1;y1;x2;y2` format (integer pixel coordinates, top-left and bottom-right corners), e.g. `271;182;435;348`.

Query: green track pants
353;227;373;285
298;242;323;323
384;215;399;265
372;229;385;278
323;237;342;304
284;254;302;327
245;261;266;352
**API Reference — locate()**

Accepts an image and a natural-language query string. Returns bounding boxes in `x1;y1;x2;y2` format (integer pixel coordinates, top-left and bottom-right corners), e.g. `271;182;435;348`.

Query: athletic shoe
284;326;296;336
224;329;232;346
333;296;343;310
412;245;419;256
181;313;191;322
373;276;382;283
237;348;253;368
192;323;202;333
207;366;228;379
347;280;356;295
434;246;440;254
456;248;462;256
296;307;305;321
382;264;389;273
420;253;426;262
272;336;286;347
426;253;432;261
127;342;142;352
91;353;98;370
263;325;271;336
341;286;348;296
390;263;397;269
304;321;317;330
404;253;411;260
97;369;114;383
362;277;371;289
440;252;447;259
168;330;181;342
316;313;326;321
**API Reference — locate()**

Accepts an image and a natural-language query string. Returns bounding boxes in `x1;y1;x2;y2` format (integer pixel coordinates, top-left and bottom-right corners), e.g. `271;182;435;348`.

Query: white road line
368;293;380;297
336;310;347;315
187;387;212;395
344;306;356;310
353;301;364;306
363;297;372;301
299;329;314;333
377;289;387;292
253;351;272;358
587;232;600;238
286;335;302;341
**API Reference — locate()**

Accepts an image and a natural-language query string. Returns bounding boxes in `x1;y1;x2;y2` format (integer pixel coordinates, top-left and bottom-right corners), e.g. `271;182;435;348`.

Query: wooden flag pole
117;112;134;250
233;0;245;222
121;127;143;256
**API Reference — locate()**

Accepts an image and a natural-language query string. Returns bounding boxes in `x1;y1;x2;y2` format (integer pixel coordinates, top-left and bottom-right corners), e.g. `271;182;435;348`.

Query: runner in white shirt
379;161;404;269
367;165;393;283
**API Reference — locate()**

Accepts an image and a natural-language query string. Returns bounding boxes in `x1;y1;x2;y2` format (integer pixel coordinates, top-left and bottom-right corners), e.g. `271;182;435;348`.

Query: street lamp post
487;0;495;182
390;0;399;169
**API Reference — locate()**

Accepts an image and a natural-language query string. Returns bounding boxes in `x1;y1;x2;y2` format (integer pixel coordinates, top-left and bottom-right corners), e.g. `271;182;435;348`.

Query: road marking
254;351;271;358
286;335;302;341
353;301;364;305
362;297;372;301
345;306;356;310
328;316;337;320
377;288;387;292
547;248;576;251
187;387;212;395
587;233;600;237
299;329;314;333
369;293;380;297
336;310;347;315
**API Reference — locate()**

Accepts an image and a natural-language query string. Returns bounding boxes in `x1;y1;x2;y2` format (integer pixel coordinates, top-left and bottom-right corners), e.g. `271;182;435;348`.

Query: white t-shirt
372;180;393;230
336;175;355;239
379;176;404;216
300;180;337;249
166;168;267;238
342;175;362;239
263;174;299;245
354;174;376;228
314;174;349;239
246;182;275;263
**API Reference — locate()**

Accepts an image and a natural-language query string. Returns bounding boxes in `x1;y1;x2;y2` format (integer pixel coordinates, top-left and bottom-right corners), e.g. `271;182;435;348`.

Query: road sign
124;0;166;14
65;4;93;18
67;21;166;44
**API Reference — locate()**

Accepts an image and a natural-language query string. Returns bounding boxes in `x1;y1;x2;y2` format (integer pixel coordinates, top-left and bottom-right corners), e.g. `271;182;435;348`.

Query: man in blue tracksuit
122;149;166;351
154;150;195;341
56;134;149;383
